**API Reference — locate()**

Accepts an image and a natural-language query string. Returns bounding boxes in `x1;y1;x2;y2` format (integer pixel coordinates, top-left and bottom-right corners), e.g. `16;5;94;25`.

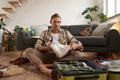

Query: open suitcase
54;60;107;80
107;60;120;80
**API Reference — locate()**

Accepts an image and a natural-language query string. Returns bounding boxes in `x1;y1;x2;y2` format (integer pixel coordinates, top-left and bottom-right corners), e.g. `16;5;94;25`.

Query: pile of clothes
0;64;26;77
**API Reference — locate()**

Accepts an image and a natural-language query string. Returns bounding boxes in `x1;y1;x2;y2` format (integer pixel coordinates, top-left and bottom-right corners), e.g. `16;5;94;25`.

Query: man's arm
66;30;84;51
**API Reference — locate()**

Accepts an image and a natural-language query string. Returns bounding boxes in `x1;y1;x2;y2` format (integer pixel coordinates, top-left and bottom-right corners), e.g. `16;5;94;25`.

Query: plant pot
8;46;15;51
0;46;5;54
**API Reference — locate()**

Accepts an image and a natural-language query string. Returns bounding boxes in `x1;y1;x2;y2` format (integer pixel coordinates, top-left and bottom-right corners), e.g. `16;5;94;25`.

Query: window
103;0;120;17
116;0;120;14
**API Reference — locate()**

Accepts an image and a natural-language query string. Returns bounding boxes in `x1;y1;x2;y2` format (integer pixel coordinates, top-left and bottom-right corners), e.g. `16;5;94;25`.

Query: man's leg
61;51;97;61
60;51;81;61
25;48;56;76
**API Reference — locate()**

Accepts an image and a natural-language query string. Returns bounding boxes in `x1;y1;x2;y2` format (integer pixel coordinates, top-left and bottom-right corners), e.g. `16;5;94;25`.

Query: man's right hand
70;42;83;51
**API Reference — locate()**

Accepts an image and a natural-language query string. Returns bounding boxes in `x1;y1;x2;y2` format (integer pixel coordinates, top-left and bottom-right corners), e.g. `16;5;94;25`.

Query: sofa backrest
68;25;97;36
48;25;69;30
48;25;98;36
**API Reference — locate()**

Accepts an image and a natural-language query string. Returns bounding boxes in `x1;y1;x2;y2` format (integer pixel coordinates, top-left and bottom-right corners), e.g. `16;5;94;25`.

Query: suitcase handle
75;75;99;80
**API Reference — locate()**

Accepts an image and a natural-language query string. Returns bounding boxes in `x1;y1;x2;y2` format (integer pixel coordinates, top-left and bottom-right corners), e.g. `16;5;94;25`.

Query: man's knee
25;48;34;55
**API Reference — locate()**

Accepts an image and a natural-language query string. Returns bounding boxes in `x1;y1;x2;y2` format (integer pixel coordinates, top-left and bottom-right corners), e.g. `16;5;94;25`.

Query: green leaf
81;5;107;22
82;9;88;15
85;15;93;21
14;25;23;32
97;13;107;22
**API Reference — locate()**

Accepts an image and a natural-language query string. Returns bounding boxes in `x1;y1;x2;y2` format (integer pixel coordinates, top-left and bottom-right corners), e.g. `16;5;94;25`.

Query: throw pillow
91;22;114;36
30;24;48;36
80;23;98;36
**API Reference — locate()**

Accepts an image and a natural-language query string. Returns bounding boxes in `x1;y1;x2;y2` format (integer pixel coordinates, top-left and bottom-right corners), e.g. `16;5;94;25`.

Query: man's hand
70;42;84;51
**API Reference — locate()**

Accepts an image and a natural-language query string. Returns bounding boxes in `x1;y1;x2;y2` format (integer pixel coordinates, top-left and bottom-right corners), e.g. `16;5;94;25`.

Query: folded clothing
0;65;26;77
50;43;70;58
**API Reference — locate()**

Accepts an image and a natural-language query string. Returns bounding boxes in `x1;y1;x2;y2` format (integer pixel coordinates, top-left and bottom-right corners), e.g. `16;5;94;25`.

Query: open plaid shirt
34;28;80;49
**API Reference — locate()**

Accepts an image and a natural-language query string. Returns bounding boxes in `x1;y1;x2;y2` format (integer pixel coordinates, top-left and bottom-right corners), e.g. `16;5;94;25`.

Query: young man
25;13;83;77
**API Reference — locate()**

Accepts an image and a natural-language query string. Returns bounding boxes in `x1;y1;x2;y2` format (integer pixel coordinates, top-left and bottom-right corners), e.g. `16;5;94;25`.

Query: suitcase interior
54;60;107;80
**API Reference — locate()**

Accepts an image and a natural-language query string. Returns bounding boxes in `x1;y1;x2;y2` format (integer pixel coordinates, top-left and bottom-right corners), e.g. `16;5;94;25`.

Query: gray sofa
16;24;120;52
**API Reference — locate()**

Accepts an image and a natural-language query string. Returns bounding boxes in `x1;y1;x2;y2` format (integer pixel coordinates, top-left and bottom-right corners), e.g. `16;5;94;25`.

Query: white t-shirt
50;33;70;58
51;33;59;44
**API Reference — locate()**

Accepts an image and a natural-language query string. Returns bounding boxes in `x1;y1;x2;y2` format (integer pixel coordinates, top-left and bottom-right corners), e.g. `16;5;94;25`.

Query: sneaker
9;57;30;65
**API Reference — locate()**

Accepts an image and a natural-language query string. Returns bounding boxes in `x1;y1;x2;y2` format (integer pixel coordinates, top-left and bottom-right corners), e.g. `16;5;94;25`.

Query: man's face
50;17;61;30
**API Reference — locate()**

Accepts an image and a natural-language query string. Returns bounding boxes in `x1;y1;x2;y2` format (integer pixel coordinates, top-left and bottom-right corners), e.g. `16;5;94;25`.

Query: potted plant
13;25;23;33
0;32;5;54
13;25;23;40
0;18;6;53
97;13;107;22
82;5;107;23
0;41;5;54
0;18;6;27
4;32;16;51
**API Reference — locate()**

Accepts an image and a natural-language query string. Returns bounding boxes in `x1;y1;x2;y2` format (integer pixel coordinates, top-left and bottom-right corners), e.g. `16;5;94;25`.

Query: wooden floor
0;51;120;80
0;51;52;80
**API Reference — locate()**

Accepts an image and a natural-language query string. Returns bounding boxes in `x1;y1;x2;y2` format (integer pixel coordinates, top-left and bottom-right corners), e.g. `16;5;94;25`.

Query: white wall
5;0;99;31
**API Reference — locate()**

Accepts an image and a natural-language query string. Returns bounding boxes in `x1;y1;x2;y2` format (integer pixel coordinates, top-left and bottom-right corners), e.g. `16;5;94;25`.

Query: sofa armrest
106;29;120;52
16;31;31;50
24;37;37;46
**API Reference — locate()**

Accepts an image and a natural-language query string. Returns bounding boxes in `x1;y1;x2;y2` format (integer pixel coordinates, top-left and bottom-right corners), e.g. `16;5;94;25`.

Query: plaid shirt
34;28;80;49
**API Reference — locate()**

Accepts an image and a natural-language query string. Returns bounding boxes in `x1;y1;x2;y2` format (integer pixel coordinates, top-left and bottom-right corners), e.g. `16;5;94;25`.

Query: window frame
103;0;120;17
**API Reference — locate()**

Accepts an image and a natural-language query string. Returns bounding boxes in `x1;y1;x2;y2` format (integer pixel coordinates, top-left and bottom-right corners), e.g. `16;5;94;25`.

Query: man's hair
50;13;61;22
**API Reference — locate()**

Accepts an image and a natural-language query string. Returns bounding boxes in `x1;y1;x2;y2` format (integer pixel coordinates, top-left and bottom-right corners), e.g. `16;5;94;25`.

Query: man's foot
44;64;53;69
37;64;53;78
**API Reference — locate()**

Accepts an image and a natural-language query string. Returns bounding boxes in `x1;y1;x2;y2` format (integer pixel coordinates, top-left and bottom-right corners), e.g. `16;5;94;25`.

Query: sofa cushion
91;22;114;37
30;24;48;36
75;36;107;47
